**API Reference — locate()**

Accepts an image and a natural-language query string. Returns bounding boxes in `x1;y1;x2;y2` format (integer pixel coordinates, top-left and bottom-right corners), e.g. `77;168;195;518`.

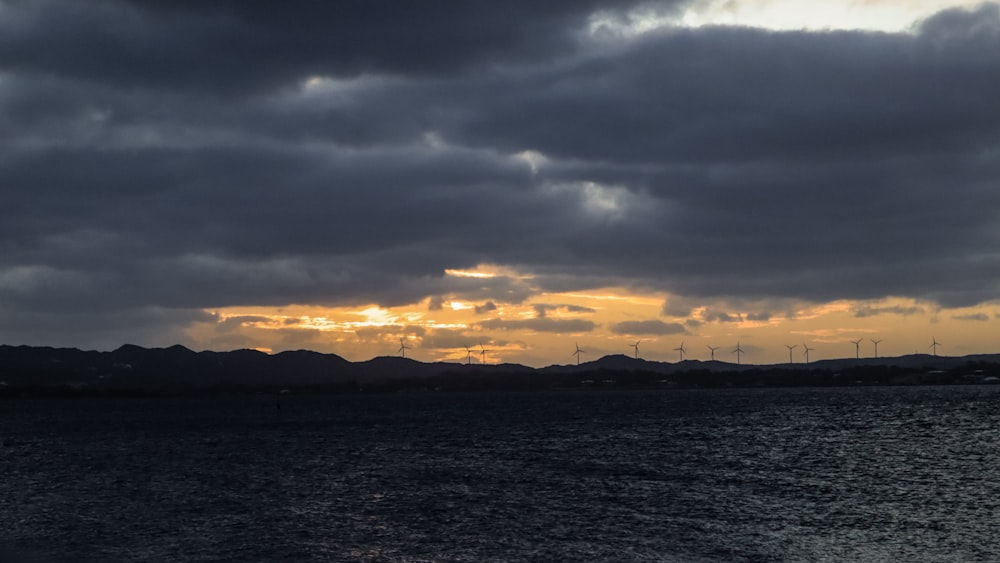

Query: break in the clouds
2;0;1000;350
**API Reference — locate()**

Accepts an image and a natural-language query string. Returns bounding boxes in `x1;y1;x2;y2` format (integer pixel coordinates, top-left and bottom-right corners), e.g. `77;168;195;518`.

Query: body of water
2;385;999;561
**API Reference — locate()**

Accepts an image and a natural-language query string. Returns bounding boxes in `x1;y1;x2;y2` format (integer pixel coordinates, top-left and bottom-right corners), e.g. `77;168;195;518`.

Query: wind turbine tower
464;345;473;365
674;341;686;362
480;343;491;365
706;345;720;361
785;344;798;364
803;343;815;364
573;343;585;366
930;337;941;356
398;337;411;359
733;342;745;365
871;339;882;358
630;341;640;359
850;338;862;359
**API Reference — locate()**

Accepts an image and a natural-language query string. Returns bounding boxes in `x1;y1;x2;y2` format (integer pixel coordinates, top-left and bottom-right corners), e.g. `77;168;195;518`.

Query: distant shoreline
2;343;998;398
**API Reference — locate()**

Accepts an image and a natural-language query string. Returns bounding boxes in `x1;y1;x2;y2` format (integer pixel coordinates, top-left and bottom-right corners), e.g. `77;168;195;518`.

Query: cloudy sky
3;0;999;366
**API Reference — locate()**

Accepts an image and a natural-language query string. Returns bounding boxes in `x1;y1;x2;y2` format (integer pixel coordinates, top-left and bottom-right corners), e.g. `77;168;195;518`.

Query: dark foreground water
2;386;1000;562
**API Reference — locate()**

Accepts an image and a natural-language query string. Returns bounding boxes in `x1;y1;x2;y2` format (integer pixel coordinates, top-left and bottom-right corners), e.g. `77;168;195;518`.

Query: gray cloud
953;313;990;322
416;329;482;351
610;320;686;336
478;318;597;333
353;325;426;344
853;305;926;318
475;301;498;315
217;315;274;331
3;1;1000;348
0;305;214;350
662;297;696;318
0;0;674;93
701;310;744;324
533;303;597;317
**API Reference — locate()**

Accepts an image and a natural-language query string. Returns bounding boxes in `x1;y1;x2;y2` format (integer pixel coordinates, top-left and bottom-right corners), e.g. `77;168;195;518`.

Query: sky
2;0;1000;367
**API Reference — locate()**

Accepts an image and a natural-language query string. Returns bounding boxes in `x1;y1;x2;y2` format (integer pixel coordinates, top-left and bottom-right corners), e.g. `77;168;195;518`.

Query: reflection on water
2;386;1000;562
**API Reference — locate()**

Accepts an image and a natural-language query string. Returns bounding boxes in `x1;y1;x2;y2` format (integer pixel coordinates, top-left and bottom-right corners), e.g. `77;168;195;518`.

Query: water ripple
2;386;999;561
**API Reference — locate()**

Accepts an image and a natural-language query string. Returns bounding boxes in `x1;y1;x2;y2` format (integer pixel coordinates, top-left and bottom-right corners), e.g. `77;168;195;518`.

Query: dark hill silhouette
539;354;755;375
2;344;1000;396
357;356;455;381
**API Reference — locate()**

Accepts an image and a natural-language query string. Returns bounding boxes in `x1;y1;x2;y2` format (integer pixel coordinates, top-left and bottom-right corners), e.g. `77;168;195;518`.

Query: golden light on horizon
355;306;397;326
561;291;661;305
193;289;1000;367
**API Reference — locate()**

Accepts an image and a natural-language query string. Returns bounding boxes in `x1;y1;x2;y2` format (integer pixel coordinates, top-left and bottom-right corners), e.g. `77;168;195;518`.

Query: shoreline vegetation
1;343;999;398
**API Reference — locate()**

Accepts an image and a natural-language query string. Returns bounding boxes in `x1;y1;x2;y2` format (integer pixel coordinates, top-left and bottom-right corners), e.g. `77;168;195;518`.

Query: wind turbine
630;341;640;359
733;342;745;365
706;345;720;361
572;342;585;366
464;345;473;365
803;343;815;364
398;337;411;359
871;339;882;358
930;337;941;356
673;341;686;362
850;338;862;359
784;344;798;364
479;343;491;365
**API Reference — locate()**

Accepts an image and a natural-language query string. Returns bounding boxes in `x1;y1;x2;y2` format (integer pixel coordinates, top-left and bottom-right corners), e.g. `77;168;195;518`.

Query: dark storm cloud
609;320;686;336
3;0;1000;348
0;0;669;93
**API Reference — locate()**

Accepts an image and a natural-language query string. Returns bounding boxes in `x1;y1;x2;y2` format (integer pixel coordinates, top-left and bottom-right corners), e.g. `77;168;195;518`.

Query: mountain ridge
1;344;998;395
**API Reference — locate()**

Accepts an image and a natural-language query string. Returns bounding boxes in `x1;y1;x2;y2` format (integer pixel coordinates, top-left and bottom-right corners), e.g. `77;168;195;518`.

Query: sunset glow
9;3;1000;561
3;0;1000;367
189;285;999;367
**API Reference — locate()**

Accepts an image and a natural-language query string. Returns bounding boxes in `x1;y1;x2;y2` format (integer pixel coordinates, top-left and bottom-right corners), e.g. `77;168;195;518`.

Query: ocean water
2;386;999;562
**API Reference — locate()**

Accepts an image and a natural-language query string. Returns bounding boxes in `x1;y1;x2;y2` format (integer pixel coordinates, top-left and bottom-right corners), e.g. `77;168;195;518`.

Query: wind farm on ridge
393;333;965;368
